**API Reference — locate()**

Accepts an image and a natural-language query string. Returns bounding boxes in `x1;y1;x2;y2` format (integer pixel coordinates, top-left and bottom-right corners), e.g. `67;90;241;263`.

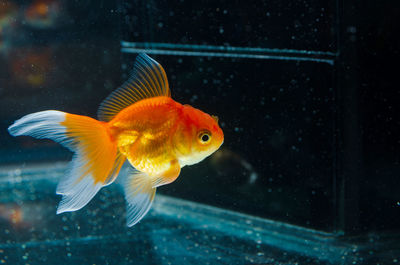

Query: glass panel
0;0;400;263
0;2;398;261
0;168;338;264
0;0;122;164
121;53;336;231
121;0;337;51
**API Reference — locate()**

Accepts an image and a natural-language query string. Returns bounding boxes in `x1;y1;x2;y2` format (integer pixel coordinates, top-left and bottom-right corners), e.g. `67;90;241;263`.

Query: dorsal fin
97;53;170;122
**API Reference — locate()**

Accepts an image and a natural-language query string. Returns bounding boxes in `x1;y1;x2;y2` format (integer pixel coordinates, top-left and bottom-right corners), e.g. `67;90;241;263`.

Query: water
0;0;399;264
2;163;398;265
0;163;329;265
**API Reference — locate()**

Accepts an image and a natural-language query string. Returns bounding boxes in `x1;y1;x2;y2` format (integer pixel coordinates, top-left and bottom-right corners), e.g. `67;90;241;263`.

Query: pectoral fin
151;160;181;188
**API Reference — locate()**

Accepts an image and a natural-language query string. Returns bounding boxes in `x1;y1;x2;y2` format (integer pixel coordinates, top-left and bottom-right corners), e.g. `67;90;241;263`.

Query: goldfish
8;53;224;226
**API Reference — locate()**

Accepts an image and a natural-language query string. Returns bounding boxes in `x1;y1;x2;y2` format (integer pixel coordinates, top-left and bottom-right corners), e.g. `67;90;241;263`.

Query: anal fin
124;170;156;227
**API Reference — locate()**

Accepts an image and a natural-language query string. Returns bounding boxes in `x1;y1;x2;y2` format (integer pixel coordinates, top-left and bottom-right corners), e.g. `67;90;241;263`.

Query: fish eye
198;130;212;144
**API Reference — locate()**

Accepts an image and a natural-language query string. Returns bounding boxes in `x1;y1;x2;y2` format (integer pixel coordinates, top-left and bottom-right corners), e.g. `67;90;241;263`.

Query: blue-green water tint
0;163;320;264
1;0;399;264
0;163;395;265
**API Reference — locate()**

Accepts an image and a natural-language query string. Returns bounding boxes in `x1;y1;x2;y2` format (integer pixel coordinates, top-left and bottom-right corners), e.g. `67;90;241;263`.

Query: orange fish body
9;54;224;226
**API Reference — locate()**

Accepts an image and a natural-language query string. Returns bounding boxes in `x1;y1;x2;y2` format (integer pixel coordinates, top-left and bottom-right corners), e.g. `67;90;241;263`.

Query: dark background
0;0;399;235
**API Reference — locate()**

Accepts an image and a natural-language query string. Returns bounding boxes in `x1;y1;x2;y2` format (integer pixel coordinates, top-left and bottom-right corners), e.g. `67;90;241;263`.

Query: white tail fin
8;110;125;213
8;110;70;145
